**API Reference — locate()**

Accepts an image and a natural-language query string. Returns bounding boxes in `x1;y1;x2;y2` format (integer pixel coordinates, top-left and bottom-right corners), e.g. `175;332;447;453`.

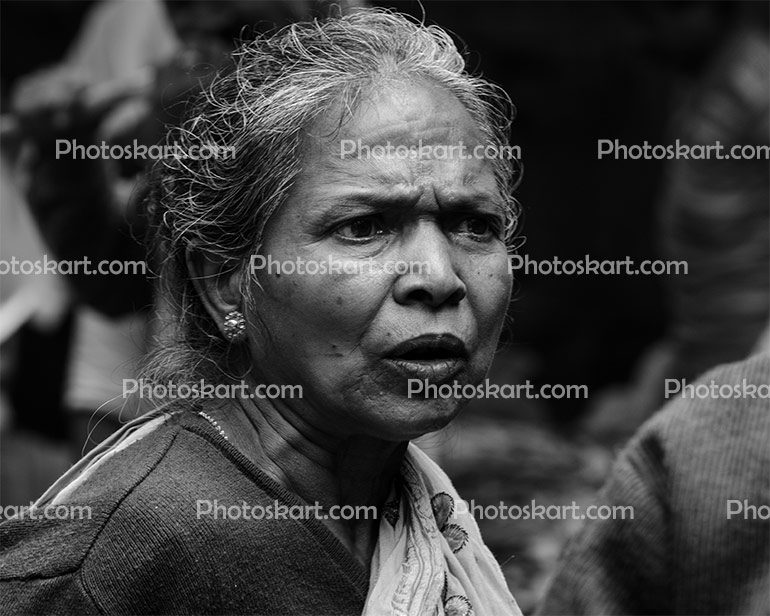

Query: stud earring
223;310;246;342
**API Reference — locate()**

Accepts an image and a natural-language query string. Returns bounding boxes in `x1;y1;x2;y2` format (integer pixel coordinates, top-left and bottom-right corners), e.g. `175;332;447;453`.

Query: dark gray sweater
539;352;770;615
0;411;369;614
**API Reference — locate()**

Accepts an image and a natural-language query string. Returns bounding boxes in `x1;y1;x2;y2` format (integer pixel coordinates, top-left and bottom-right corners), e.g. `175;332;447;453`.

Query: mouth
383;334;469;382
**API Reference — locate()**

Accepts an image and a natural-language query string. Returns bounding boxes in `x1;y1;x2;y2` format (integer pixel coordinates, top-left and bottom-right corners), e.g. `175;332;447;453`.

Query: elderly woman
0;10;521;615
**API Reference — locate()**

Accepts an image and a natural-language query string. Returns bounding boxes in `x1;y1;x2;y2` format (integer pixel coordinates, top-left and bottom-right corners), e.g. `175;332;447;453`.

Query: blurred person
0;143;72;506
0;11;521;614
0;4;89;467
583;11;770;440
9;0;184;454
538;351;770;615
555;21;770;613
10;0;364;454
661;17;770;381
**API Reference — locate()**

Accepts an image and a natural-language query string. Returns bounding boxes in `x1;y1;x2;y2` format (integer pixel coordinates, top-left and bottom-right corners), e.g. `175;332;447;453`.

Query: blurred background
1;1;768;612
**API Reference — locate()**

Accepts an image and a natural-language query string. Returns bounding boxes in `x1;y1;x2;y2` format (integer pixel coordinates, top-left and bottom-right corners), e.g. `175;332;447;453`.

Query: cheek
466;255;513;334
255;266;392;343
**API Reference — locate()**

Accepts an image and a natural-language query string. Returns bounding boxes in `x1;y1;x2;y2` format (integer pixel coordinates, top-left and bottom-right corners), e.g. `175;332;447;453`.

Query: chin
365;397;465;442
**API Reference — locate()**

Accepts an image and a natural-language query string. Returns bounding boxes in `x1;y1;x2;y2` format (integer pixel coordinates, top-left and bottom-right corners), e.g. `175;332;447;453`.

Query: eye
334;216;387;241
455;216;498;240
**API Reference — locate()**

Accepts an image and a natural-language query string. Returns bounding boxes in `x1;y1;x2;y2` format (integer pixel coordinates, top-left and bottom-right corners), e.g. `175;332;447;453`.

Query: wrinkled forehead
300;78;499;196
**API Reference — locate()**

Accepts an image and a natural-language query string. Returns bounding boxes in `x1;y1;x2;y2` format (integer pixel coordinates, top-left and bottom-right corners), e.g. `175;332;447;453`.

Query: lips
385;334;469;361
383;334;469;382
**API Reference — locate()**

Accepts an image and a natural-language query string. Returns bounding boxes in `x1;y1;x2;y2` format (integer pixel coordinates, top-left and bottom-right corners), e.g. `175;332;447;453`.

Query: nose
392;221;466;309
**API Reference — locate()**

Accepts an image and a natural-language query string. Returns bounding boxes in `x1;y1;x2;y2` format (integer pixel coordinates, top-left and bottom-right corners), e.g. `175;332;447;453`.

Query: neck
215;395;407;568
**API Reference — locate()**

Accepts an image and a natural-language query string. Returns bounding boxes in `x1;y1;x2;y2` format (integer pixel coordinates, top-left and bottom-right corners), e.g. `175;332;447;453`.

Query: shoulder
1;409;339;613
1;412;183;579
539;353;770;615
0;411;231;612
637;351;770;474
608;352;770;530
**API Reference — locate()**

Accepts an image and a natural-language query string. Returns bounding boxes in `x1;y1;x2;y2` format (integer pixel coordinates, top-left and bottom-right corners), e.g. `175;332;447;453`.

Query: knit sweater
0;410;370;615
539;352;770;615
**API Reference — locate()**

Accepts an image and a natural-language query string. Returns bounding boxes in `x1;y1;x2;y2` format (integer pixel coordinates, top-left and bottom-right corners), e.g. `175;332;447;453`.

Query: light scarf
364;444;521;616
32;406;175;509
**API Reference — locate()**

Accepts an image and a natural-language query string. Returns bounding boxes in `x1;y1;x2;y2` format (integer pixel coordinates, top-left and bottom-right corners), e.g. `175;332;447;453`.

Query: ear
186;246;244;339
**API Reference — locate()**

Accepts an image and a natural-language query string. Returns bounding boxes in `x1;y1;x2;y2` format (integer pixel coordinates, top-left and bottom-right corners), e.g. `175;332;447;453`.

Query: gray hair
145;7;520;386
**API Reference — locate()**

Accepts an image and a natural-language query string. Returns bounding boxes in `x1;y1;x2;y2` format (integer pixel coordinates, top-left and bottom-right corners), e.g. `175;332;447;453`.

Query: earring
223;310;246;342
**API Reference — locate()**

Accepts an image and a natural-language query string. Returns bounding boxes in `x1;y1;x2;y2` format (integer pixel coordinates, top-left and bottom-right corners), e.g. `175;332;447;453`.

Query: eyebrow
309;189;507;231
435;189;507;214
316;188;505;213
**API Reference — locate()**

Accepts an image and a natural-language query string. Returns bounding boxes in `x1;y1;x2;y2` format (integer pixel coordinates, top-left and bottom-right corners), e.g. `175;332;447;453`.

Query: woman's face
246;80;513;441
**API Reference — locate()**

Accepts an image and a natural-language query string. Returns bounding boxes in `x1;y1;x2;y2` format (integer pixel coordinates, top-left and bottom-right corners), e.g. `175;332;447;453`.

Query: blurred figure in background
662;14;770;379
3;0;363;498
0;139;72;506
10;0;183;458
0;1;93;508
540;350;770;615
584;5;769;439
540;12;770;614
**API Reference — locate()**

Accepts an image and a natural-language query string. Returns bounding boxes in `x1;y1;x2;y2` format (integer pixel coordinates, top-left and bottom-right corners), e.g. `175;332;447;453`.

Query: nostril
393;253;467;307
401;285;466;308
447;287;466;305
404;288;434;305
